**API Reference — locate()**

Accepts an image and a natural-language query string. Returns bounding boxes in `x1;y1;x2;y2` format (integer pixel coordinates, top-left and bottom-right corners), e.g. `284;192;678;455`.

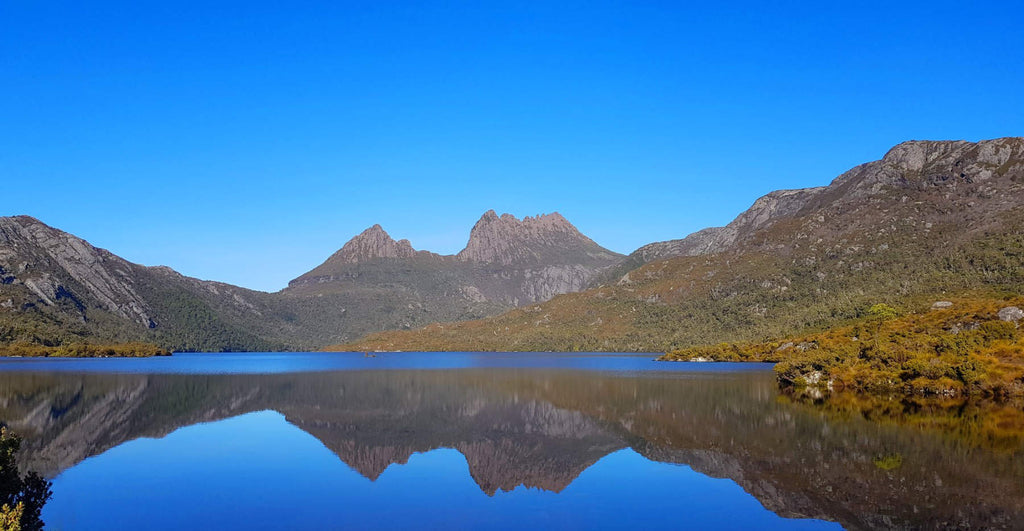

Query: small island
0;342;172;358
660;296;1024;399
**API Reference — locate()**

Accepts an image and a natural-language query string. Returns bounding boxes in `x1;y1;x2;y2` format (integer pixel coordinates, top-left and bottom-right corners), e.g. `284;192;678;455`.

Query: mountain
319;224;421;264
0;216;303;351
288;210;622;302
337;137;1024;352
276;210;623;345
455;210;623;302
456;210;619;266
6;137;1022;353
0;211;623;350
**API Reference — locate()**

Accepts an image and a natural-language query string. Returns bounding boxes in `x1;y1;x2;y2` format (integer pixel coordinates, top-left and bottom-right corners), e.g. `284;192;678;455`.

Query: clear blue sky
2;1;1021;292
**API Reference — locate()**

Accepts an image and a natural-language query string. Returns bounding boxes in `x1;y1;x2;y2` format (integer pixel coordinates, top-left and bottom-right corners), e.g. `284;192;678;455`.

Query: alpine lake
1;352;1022;530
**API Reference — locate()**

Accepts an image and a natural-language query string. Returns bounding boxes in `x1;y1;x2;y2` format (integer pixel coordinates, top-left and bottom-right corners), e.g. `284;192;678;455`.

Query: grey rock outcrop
998;306;1023;323
631;227;727;264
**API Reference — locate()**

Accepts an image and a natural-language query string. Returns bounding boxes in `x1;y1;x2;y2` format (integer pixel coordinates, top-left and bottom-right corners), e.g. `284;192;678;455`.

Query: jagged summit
473;209;573;226
0;214;43;227
293;210;622;275
285;210;623;315
329;224;418;265
827;136;1024;191
285;223;432;291
457;210;619;266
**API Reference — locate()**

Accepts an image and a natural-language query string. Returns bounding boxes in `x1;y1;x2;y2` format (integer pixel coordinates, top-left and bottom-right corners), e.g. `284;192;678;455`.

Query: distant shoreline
0;342;172;358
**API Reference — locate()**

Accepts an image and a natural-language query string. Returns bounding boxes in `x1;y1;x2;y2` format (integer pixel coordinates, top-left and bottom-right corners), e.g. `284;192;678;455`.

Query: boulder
998;306;1023;323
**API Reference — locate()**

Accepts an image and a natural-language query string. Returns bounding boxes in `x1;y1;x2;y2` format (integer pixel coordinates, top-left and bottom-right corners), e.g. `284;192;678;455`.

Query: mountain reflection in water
0;367;1022;529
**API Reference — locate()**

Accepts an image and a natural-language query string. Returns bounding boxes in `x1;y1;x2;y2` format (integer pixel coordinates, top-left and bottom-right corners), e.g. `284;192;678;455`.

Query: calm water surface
1;352;1021;530
0;351;770;374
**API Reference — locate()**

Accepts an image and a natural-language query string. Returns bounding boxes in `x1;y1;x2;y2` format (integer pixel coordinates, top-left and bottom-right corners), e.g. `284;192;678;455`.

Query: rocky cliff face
452;210;625;306
457;210;619;266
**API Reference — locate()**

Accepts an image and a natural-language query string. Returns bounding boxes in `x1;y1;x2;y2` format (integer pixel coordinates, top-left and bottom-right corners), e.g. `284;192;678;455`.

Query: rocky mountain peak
608;137;1024;281
331;224;417;264
457;211;610;266
289;210;623;310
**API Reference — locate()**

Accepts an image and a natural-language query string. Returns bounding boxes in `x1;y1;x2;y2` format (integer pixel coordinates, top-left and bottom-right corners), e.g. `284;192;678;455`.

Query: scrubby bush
663;297;1024;398
1;428;51;531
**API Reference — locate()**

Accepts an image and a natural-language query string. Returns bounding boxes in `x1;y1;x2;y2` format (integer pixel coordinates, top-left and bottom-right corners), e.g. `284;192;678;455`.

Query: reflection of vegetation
0;341;170;357
0;428;51;531
662;297;1024;397
779;388;1024;454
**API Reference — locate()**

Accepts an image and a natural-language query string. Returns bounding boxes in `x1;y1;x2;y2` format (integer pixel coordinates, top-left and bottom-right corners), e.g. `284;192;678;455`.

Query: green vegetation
0;342;171;358
872;453;903;470
0;429;51;531
779;388;1024;454
661;297;1024;398
335;224;1024;353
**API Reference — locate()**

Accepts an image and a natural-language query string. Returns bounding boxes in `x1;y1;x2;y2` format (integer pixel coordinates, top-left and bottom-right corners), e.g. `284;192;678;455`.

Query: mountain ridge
1;210;624;350
596;137;1023;284
291;209;621;287
337;136;1024;352
3;137;1022;352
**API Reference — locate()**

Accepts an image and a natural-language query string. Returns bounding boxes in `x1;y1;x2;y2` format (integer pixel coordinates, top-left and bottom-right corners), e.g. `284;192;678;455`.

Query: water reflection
0;369;1022;529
